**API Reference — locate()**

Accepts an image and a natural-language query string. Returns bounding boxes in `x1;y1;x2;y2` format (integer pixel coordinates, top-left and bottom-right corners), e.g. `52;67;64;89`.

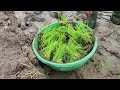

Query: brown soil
0;11;120;79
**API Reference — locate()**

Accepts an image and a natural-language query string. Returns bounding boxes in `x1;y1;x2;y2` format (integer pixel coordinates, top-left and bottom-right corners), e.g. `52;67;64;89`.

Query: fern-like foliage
38;16;94;63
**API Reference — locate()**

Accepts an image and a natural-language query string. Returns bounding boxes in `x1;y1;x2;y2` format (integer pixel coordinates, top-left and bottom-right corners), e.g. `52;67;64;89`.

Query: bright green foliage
52;42;66;63
38;16;94;63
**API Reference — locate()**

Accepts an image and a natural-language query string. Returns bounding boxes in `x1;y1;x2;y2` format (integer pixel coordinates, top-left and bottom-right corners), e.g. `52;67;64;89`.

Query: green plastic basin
32;22;98;72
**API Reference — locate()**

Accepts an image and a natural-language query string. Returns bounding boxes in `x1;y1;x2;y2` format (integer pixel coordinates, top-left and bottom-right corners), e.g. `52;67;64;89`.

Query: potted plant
32;16;97;71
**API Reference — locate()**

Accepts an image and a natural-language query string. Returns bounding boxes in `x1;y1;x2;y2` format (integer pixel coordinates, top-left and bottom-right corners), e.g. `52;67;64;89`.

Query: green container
32;22;98;72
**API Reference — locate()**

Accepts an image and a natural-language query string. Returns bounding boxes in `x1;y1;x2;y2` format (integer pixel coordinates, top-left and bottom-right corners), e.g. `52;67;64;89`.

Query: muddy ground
0;11;120;79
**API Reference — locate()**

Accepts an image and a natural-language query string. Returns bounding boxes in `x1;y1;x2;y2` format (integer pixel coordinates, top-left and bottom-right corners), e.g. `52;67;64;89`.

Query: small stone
25;21;30;26
18;23;21;27
100;37;105;41
90;58;94;62
25;20;32;27
34;11;42;15
110;71;120;75
50;11;59;18
39;18;46;22
81;14;87;20
31;16;41;22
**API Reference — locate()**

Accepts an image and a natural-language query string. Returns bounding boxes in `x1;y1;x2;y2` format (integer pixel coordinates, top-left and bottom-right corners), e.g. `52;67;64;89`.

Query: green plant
38;16;95;63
